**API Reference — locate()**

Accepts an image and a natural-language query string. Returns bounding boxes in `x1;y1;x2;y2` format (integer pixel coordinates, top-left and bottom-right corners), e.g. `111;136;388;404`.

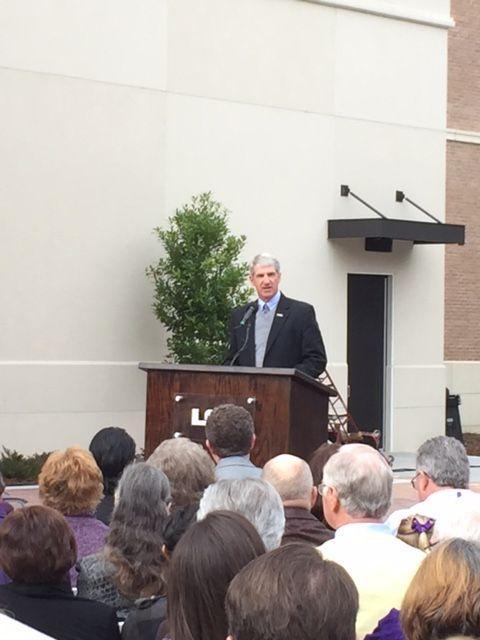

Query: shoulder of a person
281;296;314;313
76;551;107;574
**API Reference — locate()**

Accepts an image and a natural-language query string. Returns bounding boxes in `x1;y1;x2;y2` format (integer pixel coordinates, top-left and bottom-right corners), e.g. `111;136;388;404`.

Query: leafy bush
0;447;51;484
146;192;250;364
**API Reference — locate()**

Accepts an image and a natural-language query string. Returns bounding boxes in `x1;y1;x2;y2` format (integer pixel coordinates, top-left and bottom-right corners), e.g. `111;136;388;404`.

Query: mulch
463;433;480;456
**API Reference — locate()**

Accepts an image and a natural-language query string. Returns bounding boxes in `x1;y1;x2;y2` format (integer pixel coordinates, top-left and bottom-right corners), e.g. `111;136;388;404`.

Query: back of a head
226;543;358;640
309;443;342;485
0;505;76;584
38;446;103;516
322;444;393;519
205;404;255;458
106;462;171;599
147;437;215;507
89;426;136;495
197;478;285;550
168;510;265;640
262;454;313;504
401;538;480;640
416;436;469;489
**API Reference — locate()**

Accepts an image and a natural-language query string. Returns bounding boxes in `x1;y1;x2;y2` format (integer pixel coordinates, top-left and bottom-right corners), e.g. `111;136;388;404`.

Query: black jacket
0;582;121;640
226;294;327;378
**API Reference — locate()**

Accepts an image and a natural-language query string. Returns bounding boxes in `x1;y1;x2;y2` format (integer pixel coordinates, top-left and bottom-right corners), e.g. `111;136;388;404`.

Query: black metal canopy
329;186;465;252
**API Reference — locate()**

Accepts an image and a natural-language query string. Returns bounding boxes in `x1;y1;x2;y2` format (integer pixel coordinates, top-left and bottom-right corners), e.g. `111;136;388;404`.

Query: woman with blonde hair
401;538;480;640
366;539;480;640
39;446;108;586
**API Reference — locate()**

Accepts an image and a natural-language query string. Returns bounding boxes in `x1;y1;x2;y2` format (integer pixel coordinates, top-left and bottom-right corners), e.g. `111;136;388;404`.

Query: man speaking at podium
226;253;327;379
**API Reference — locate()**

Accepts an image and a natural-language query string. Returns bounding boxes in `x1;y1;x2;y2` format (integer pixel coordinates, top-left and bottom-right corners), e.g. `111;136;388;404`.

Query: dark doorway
347;274;388;442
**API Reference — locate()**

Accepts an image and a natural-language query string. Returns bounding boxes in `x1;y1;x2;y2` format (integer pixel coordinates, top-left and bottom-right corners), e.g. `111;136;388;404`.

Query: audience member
147;437;214;507
163;510;265;640
226;542;358;640
0;505;120;640
197;478;285;551
433;505;480;544
262;454;333;545
38;446;108;586
308;442;341;522
0;471;13;586
77;462;170;626
0;471;13;523
319;444;424;637
401;538;480;640
89;426;136;525
205;404;261;480
387;436;480;532
162;504;198;557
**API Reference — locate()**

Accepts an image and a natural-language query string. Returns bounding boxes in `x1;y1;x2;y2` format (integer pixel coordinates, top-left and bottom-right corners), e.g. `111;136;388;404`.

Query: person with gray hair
77;462;171;624
225;252;327;378
147;436;215;507
387;435;480;533
262;454;333;545
197;478;285;551
318;444;424;638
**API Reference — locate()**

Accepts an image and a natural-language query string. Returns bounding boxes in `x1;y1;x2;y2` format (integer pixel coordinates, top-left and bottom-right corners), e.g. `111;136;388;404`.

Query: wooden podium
139;363;335;466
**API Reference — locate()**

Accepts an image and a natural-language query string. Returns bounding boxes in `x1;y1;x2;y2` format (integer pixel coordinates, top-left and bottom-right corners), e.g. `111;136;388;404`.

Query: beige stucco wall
0;0;451;453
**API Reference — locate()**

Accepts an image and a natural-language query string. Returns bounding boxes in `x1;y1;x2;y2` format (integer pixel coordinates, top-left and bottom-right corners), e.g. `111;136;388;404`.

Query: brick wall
445;0;480;360
448;0;480;131
445;142;480;360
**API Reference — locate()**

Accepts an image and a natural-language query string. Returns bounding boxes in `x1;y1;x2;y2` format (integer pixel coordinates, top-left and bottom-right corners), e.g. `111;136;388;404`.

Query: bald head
262;454;315;509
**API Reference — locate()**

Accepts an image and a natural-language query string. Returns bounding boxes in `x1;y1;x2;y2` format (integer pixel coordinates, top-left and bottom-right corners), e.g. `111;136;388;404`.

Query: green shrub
146;192;250;363
0;447;51;484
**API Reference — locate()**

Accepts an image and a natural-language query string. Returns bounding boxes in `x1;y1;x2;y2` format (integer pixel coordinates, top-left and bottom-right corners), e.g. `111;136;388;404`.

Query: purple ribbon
411;517;435;534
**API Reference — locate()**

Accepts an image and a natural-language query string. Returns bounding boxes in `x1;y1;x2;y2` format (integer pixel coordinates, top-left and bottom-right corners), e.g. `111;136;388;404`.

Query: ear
310;485;318;509
250;433;257;451
416;473;430;498
324;486;340;513
161;544;170;560
206;440;219;463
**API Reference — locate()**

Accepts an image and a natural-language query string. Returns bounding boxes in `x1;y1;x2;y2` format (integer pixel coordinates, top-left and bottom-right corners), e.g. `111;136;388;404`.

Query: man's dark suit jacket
226;294;327;379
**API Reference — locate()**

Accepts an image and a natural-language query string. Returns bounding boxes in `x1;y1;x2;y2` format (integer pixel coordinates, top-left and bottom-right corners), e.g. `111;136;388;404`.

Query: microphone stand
229;318;253;366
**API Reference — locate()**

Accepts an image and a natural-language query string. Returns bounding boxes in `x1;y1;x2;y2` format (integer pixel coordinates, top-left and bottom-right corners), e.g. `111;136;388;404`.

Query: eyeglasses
410;471;429;489
317;483;329;496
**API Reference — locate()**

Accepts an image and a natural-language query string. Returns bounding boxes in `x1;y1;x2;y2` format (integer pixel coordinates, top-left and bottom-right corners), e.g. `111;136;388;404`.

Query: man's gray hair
262;454;313;503
416;436;469;489
322;444;393;519
197;478;285;550
249;253;281;276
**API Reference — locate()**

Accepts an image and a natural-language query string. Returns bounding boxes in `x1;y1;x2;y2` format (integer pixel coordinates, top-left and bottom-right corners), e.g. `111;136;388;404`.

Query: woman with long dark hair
163;510;265;640
77;462;170;622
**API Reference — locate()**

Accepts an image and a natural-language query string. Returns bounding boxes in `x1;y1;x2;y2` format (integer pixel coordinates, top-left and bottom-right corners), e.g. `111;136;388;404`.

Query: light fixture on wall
327;185;465;252
340;184;387;220
395;190;441;224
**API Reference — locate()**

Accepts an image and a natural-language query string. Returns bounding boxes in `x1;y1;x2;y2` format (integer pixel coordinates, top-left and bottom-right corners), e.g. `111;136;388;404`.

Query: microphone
228;303;256;366
239;303;256;327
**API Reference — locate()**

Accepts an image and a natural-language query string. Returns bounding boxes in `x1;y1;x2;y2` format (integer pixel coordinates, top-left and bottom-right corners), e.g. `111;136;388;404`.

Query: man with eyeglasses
387;435;480;533
318;444;423;638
